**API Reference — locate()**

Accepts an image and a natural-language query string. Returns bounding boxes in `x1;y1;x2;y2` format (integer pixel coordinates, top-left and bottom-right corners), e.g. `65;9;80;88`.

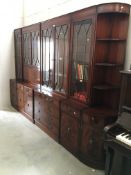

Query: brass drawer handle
89;139;93;144
49;99;53;102
120;5;125;12
73;111;79;116
46;98;49;101
67;127;71;132
120;6;124;10
91;117;94;121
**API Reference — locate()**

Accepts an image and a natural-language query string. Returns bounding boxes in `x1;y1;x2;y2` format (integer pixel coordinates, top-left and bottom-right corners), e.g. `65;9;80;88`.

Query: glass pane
42;27;54;88
23;33;31;65
55;24;69;94
71;19;92;102
15;31;22;79
31;31;40;67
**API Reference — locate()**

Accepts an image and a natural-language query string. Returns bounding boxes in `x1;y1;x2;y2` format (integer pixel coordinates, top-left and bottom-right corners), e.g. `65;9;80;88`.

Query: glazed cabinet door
41;15;71;94
22;23;41;84
14;29;23;81
54;17;70;94
70;13;95;103
31;27;40;68
22;30;31;66
41;24;54;88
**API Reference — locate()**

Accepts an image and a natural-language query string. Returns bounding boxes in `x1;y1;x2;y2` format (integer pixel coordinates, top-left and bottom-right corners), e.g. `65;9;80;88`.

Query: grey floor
0;109;104;175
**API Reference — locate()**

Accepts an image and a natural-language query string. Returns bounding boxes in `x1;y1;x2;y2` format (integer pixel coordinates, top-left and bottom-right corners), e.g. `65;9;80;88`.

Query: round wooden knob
67;128;71;132
91;117;94;121
89;139;93;144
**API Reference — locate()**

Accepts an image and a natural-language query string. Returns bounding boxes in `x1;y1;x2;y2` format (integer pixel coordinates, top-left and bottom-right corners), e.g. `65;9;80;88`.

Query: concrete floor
0;109;104;175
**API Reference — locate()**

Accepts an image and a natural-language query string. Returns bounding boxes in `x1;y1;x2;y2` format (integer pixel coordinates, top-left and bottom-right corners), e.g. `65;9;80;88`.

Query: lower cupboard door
60;113;80;155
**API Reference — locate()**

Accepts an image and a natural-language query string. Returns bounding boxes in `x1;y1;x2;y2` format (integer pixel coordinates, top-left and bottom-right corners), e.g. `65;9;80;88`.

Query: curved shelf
120;70;131;75
86;106;118;117
95;63;123;67
122;106;131;113
96;38;126;41
93;84;120;90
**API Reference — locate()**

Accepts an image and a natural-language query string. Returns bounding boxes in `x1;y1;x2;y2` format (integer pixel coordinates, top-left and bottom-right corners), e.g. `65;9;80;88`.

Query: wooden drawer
10;79;17;108
17;95;23;107
17;83;24;91
34;91;59;119
47;96;59;118
35;108;59;128
24;86;33;96
24;98;33;116
10;79;17;90
34;90;60;140
23;86;33;117
61;102;80;119
17;83;24;110
34;92;44;120
49;114;59;136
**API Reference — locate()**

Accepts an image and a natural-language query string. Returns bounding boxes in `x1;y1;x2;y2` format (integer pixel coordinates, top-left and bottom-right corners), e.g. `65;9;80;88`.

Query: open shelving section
91;6;130;111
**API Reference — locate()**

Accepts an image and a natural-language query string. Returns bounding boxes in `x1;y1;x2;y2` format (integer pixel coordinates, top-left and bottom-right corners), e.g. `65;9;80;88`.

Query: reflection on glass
71;19;92;102
31;31;40;67
15;31;22;79
55;24;69;93
42;28;54;87
23;33;31;65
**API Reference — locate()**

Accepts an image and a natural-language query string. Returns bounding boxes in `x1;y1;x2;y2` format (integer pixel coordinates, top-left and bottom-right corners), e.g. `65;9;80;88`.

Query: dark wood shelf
96;38;126;41
95;63;123;67
73;60;89;65
73;79;88;83
93;84;120;90
85;106;118;117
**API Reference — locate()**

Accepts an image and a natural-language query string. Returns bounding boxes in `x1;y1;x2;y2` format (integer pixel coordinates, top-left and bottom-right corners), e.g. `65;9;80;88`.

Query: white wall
23;0;131;25
0;0;24;109
23;0;131;69
125;11;131;70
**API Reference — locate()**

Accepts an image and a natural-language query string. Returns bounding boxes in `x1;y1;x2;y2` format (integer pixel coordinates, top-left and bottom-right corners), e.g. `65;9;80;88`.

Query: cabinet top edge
97;3;130;14
22;23;41;32
41;14;71;27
